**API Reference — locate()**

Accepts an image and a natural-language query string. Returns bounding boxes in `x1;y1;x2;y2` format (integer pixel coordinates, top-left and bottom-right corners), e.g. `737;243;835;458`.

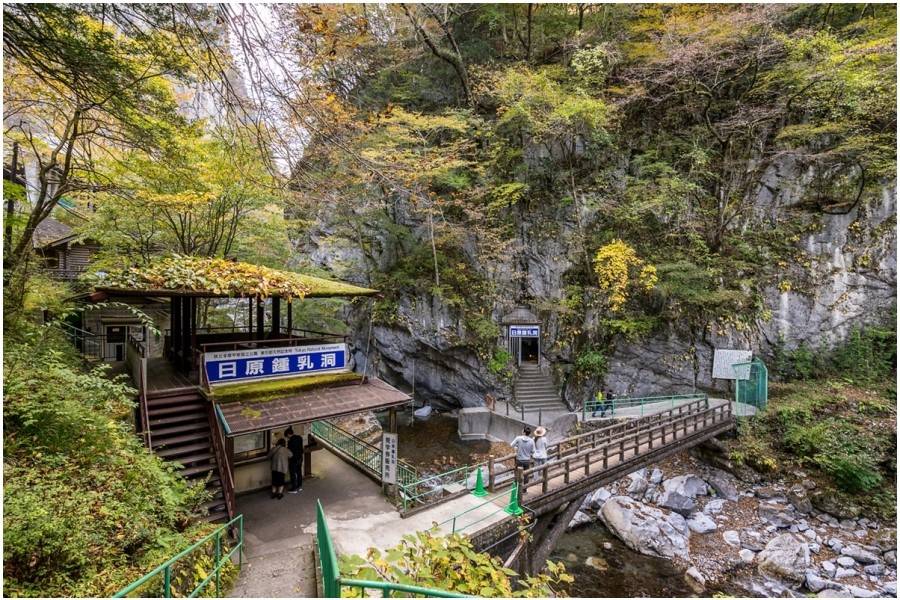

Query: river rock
705;470;739;501
757;533;811;584
704;498;726;514
664;474;708;497
723;530;741;546
822;561;837;577
837;556;857;568
667;511;689;536
685;566;705;593
568;510;595;530
599;496;690;560
657;490;695;516
584;556;608;571
874;530;897;553
835;567;857;580
847;585;880;598
829;538;845;553
812;491;862;519
741;530;765;551
863;563;884;576
687;512;717;534
627;473;649;499
806;571;831;593
759;501;796;528
650;468;663;484
588;487;612;510
820;590;852;598
788;485;813;514
882;581;896;596
884;550;896;566
740;549;756;564
842;544;880;565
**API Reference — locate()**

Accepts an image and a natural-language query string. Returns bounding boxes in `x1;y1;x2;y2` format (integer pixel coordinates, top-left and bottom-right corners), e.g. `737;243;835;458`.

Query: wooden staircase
144;387;234;523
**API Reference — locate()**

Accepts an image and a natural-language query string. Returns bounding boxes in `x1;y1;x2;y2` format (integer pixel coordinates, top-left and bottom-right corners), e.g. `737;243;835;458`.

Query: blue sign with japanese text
509;325;540;337
204;343;348;386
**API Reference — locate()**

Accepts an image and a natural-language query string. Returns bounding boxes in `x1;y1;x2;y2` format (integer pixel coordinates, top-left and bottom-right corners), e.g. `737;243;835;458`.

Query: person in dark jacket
285;427;304;493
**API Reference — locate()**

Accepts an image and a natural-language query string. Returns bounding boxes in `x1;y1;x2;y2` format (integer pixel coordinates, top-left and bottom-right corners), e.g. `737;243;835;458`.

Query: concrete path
229;448;513;597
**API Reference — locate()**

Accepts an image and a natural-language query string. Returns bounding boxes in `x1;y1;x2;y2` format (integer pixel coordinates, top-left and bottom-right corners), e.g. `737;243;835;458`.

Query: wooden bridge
463;397;735;571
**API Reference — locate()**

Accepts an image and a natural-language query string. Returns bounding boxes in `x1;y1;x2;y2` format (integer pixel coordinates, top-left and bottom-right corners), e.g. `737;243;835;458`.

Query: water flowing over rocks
557;452;896;597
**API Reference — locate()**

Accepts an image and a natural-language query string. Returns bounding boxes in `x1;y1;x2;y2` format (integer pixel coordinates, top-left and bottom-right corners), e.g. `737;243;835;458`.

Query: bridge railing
310;420;418;487
582;393;707;420
489;397;712;492
518;402;732;497
398;461;489;512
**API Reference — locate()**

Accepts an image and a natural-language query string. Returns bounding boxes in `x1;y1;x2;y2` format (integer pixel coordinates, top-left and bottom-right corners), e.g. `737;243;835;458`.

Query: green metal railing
398;461;488;511
114;515;243;598
311;420;418;487
316;500;466;598
583;393;707;420
734;358;768;415
437;486;519;535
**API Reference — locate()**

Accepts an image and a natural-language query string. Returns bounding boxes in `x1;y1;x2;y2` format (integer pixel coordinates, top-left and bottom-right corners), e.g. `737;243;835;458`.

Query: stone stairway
513;364;566;412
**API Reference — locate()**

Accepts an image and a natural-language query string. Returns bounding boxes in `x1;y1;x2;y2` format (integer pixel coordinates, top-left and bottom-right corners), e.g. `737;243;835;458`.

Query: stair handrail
208;402;237;521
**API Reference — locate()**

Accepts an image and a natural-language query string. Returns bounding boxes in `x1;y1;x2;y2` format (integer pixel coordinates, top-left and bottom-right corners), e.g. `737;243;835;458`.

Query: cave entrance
520;337;539;364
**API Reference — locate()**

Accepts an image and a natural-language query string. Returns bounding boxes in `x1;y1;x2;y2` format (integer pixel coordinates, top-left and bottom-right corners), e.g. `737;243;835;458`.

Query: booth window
233;431;268;462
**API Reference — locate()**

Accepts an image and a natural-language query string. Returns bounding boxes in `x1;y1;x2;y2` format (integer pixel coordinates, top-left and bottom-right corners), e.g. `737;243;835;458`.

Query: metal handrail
399;461;490;511
113;514;243;598
583;393;707;419
316;501;466;598
208;403;237;521
310;420;418;486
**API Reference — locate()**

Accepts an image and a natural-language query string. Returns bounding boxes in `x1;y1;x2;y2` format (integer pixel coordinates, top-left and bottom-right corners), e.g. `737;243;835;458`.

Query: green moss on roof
209;372;363;404
97;255;378;299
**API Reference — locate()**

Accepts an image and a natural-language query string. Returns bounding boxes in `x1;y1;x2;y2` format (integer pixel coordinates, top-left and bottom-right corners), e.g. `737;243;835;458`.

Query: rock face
757;533;811;585
599;496;690;559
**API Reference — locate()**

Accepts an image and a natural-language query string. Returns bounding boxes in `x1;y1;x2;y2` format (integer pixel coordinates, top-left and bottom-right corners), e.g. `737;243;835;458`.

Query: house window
233;431;267;462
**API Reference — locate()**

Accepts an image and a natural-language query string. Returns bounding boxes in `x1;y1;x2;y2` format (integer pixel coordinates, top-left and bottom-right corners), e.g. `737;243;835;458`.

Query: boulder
837;556;857;568
568;510;595;530
649;468;664;484
829;538;845;553
687;512;718;534
811;491;862;520
663;474;709;498
862;564;884;576
657;490;695;516
788;485;813;514
741;530;766;552
842;544;880;565
588;487;612;510
822;561;837;577
757;533;811;585
667;512;689;536
705;470;739;501
627;474;649;499
884;550;896;567
599;496;690;560
882;581;897;596
806;571;830;593
704;498;727;514
759;501;796;528
847;585;880;598
835;568;857;580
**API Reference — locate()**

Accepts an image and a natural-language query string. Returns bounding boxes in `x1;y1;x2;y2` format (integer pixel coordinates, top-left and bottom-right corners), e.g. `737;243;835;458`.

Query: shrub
573;349;607;379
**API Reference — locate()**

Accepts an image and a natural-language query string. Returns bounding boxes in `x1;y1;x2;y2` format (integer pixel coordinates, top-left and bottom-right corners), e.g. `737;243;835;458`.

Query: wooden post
180;295;191;373
388;407;398;433
256;297;264;340
271;296;281;337
488;458;495;492
190;297;197;370
541;465;548;493
170;296;180;362
564;459;570;484
583;454;589;475
287;299;293;335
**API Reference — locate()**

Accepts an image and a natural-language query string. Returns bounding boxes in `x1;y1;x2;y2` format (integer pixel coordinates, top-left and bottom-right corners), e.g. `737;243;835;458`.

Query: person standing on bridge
532;426;548;480
511;426;535;474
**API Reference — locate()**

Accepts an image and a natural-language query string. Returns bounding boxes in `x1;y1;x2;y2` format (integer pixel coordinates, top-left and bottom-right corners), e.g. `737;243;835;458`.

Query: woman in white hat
532;426;548;480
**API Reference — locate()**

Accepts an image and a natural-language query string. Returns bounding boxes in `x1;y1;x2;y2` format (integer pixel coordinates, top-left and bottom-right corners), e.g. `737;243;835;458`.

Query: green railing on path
311;420;418;487
437;484;521;534
114;514;243;598
316;500;467;598
399;461;488;512
583;393;707;420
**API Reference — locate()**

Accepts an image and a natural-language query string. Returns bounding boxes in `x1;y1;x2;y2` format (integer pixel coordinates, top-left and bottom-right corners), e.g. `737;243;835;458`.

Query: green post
239;516;244;567
504;484;523;516
215;530;221;597
163;565;171;597
471;467;487;497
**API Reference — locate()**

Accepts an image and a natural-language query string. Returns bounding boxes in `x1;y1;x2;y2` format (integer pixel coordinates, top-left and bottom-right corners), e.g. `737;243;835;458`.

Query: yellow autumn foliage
593;240;657;311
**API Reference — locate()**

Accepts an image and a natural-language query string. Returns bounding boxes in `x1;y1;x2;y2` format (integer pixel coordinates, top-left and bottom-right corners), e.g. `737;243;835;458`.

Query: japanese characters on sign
381;432;398;484
712;348;753;380
509;325;540;337
204;343;347;386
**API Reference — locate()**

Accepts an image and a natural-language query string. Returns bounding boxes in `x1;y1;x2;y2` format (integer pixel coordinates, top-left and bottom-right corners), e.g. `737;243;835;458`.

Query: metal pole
215;530;221;596
538;408;542;426
164;565;171;597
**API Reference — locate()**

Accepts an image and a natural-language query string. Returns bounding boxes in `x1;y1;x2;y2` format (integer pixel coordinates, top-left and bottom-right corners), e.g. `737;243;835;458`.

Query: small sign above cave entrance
501;306;541;366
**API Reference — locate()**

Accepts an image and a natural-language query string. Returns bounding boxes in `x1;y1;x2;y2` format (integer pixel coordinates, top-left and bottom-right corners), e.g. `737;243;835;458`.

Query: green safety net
733;357;768;414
